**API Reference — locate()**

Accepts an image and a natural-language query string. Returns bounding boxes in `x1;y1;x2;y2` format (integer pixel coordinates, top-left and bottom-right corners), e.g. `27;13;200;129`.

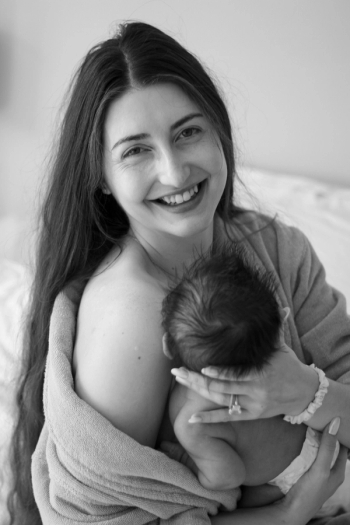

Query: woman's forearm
305;379;350;448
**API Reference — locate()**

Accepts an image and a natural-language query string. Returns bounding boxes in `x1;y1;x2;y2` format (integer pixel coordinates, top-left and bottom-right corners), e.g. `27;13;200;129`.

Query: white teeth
160;182;201;205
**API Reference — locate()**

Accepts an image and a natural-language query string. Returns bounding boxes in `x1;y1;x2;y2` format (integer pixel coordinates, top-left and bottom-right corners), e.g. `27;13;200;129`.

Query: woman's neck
130;223;215;280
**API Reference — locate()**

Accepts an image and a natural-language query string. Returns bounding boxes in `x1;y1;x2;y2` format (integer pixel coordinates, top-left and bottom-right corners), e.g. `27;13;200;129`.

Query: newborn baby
162;242;338;507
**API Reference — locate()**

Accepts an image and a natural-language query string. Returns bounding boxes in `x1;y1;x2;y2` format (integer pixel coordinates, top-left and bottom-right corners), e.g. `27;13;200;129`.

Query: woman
9;21;349;524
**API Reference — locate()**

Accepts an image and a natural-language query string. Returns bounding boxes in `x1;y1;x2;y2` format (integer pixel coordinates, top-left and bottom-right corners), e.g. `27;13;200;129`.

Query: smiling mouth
155;182;202;206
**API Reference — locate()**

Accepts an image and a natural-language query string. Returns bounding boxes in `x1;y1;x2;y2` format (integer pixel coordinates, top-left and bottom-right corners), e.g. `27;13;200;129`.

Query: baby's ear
277;307;291;348
162;333;173;360
278;306;290;323
282;307;290;322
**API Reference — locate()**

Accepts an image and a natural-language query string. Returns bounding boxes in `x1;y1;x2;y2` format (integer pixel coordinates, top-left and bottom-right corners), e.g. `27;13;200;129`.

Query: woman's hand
210;419;348;525
171;343;319;423
282;417;348;523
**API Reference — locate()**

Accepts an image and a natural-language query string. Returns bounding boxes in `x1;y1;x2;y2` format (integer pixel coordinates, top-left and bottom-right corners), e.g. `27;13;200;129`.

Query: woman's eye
122;146;147;159
178;127;201;140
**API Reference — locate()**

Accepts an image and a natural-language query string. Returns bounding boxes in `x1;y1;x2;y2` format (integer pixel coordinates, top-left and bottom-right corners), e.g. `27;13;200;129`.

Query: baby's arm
173;404;246;490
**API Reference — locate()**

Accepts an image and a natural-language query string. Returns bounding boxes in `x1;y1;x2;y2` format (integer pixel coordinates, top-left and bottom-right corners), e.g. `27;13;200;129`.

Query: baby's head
162;242;285;377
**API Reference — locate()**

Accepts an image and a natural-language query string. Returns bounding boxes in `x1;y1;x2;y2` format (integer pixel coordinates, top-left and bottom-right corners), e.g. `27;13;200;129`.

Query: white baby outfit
268;427;339;494
268;427;341;518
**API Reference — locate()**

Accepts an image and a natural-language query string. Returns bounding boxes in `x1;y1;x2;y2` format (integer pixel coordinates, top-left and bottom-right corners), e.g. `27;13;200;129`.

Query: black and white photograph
1;1;349;524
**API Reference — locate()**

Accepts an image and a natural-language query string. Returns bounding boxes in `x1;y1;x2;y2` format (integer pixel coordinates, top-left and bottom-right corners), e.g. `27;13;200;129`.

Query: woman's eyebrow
112;133;149;151
170;112;204;131
111;112;204;151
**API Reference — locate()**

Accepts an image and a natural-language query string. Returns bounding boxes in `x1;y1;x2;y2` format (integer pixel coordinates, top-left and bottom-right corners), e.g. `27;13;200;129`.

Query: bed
1;168;349;523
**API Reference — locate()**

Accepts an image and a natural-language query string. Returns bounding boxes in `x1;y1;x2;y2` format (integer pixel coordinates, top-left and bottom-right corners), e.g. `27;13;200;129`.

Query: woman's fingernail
201;367;218;377
328;417;341;435
171;367;189;379
188;415;202;423
174;377;189;388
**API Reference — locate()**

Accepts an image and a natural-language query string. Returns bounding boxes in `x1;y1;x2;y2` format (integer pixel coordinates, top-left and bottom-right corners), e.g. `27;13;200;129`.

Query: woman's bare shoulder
78;245;164;321
73;243;171;447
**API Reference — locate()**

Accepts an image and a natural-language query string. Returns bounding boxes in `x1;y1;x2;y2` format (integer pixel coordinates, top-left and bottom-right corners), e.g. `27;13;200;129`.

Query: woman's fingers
330;444;348;481
171;368;268;419
307;417;347;498
313;418;347;489
171;368;251;395
188;407;253;424
284;418;347;521
172;375;231;406
171;375;252;409
200;366;243;380
172;366;249;384
314;417;342;470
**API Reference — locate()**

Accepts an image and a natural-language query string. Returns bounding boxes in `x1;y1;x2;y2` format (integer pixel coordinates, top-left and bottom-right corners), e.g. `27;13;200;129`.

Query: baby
161;242;338;507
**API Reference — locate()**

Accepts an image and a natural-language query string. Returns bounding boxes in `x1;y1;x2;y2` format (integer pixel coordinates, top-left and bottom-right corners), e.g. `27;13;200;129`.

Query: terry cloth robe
31;212;350;524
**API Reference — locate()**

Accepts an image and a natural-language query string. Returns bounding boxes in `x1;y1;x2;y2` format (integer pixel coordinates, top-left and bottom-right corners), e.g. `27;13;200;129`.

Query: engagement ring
228;394;242;415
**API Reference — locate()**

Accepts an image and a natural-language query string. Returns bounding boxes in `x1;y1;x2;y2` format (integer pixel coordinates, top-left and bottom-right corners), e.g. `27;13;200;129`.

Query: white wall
0;0;349;221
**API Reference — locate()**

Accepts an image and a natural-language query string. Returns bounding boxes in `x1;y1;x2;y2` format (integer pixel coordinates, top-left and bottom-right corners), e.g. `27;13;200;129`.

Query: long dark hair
8;21;238;523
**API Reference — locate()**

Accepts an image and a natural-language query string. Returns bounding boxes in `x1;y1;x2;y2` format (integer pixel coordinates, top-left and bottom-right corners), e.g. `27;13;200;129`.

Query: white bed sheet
237;168;350;310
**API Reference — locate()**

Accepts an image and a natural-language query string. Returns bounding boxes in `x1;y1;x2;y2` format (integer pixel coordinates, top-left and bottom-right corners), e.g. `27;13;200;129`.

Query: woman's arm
74;273;171;447
302;377;350;447
170;348;350;448
287;229;350;447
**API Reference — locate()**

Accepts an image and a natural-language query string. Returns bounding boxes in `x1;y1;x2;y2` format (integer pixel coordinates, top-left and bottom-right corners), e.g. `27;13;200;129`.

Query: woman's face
103;83;227;243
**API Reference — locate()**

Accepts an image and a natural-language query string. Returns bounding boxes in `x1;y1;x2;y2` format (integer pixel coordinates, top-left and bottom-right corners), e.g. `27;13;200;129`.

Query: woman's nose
157;150;190;187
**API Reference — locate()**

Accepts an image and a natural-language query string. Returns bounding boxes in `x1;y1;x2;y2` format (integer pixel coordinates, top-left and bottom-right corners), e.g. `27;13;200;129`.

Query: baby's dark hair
162;242;282;377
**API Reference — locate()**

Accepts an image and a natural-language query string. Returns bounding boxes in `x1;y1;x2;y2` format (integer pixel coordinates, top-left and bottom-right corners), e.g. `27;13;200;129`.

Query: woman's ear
162;333;173;360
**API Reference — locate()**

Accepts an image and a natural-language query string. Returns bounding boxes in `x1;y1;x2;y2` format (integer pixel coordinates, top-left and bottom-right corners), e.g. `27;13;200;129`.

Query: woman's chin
159;215;215;242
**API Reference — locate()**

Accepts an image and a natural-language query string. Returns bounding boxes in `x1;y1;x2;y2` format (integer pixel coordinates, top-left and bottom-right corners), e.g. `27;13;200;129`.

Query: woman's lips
151;181;206;213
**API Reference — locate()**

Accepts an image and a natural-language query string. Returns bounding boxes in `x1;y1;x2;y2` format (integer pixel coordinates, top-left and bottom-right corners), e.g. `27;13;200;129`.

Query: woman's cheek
197;137;225;175
114;162;151;195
